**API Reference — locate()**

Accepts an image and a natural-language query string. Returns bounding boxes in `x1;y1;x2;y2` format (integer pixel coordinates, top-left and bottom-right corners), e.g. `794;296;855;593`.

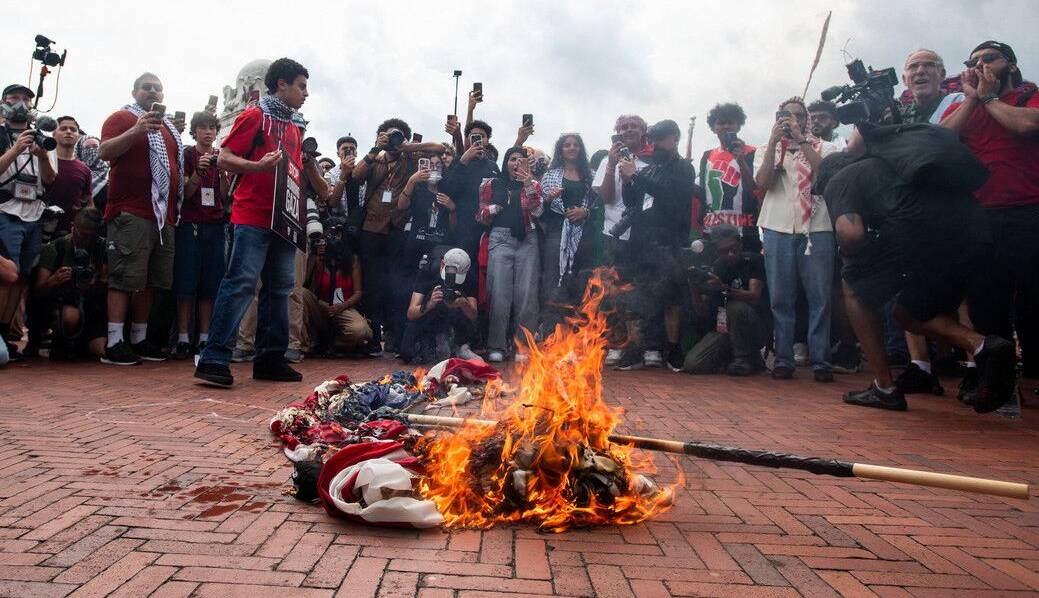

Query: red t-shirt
941;88;1039;209
179;146;227;224
222;106;302;228
312;260;354;304
100;109;181;223
44;158;92;232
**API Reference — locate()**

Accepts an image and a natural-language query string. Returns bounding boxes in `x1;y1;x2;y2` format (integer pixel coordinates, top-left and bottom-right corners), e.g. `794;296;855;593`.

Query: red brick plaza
0;358;1037;597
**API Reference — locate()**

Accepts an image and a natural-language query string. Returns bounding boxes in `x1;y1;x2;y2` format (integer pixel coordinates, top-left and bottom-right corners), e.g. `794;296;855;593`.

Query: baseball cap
441;248;471;284
971;40;1017;64
710;223;741;244
2;84;34;99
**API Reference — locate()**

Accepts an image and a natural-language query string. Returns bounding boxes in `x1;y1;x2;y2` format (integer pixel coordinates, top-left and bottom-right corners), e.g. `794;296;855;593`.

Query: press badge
13;182;36;201
642;193;654;211
201;187;216;207
381;190;393;203
333;288;345;305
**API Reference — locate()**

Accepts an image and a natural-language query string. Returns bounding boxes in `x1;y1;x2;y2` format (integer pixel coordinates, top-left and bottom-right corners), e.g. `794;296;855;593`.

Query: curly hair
706;103;746;129
464;120;492;139
376;118;412;140
806;100;837;118
264;58;309;94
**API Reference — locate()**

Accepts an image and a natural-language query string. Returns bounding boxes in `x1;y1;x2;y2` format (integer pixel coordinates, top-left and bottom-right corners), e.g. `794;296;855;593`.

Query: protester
806;101;846;149
45;116;93;237
477;146;542;362
941;40;1039;393
401;247;479;363
755;97;839;382
291;234;371;356
698;103;761;252
97;73;182;365
172;111;227;360
74;135;110;214
615;119;695;371
194;58;321;387
682;223;768;376
0;83;59;361
441;116;500;265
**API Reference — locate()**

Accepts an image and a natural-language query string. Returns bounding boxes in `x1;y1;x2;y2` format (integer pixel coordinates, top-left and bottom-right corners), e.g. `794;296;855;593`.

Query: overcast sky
3;0;1035;161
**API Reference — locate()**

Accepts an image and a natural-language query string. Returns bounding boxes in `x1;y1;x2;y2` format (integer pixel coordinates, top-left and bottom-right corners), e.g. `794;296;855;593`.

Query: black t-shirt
412;264;478;300
711;252;767;312
38;233;106;300
408;185;454;247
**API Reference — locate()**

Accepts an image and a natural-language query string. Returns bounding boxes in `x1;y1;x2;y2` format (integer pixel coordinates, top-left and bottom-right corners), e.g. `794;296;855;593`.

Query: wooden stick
405;413;1030;500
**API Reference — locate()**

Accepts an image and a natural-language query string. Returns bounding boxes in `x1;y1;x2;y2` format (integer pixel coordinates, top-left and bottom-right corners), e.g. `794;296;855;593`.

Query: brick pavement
0;357;1037;597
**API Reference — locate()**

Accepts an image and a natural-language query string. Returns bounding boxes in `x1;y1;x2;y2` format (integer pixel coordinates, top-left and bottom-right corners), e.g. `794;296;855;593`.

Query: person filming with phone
96;73;184;366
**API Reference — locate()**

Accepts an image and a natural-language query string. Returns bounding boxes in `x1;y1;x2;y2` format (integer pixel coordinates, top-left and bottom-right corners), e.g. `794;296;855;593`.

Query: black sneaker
666;344;684;372
194;362;233;387
843;383;908;411
973;335;1016;414
614;349;644;371
172;341;194;360
831;342;862;374
894;363;944;396
813;368;835;383
772;364;795;379
957;367;980;405
6;343;23;362
132;340;168;362
726;358;756;377
253;358;303;382
886;350;910;368
101;341;142;366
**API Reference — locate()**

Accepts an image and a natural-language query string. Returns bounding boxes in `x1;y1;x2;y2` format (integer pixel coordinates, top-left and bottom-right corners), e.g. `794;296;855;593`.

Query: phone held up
150;102;166;118
522;114;533;127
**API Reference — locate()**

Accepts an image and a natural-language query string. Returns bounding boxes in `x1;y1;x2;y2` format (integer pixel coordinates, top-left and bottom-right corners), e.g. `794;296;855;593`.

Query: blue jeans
198;225;295;367
0;213;42;280
762;229;834;370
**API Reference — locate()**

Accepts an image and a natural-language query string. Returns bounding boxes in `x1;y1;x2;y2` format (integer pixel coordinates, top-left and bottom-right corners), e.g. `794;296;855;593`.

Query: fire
417;270;676;531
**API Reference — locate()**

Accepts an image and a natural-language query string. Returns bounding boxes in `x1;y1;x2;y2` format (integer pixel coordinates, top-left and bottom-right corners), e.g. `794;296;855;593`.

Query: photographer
401;248;479;364
194;58;317;387
698;103;761;253
807;101;847;149
172;111;228;360
324;135;364;221
33;207;107;360
755;97;839;382
0;83;58;360
478;147;543;363
615;119;695;372
682;224;768;376
291;233;371;356
441;116;500;263
592;114;651;365
816;124;1016;413
97;73;183;365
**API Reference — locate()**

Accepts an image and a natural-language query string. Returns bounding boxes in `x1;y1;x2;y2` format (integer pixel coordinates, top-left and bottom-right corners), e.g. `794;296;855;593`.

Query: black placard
271;154;305;251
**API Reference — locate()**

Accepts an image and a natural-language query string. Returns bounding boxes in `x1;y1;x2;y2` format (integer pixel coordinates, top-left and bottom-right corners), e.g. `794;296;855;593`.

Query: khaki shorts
106;211;175;292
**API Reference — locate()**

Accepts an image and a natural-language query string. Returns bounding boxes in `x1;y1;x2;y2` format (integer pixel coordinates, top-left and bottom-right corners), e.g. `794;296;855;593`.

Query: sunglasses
138;83;163;92
964;53;1003;68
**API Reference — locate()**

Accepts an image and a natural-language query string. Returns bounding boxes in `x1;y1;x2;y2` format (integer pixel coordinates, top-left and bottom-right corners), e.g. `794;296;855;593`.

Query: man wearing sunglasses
941;40;1039;397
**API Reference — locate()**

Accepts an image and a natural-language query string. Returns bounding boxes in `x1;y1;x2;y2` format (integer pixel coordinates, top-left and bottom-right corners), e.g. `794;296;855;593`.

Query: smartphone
775;110;792;121
174;110;185;122
522;114;533;127
610;134;624;145
470;133;483;147
412;133;423;143
720;131;738;150
472;82;483;96
150;102;166;118
418;157;431;170
447;114;458;123
207;95;218;109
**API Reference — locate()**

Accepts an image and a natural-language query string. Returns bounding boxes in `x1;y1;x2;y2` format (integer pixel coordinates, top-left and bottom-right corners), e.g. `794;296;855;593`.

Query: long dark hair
548;133;592;182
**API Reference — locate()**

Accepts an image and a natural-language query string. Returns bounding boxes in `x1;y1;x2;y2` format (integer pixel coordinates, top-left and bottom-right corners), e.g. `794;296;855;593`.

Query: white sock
199;333;209;343
107;322;124;348
911;360;931;374
973;338;986;356
874;379;897;394
130;323;148;345
965;361;977;368
178;333;190;344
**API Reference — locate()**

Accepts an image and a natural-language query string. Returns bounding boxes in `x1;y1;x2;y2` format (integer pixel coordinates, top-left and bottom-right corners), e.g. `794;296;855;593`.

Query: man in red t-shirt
941;40;1039;386
172;111;229;360
194;58;326;387
45;116;92;237
98;72;183;366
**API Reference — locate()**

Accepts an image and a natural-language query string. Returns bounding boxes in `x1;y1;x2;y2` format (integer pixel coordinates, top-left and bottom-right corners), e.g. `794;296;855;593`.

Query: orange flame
417;269;676;531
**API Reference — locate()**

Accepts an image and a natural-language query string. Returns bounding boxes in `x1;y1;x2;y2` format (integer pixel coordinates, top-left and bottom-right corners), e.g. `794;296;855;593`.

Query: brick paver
0;357;1037;597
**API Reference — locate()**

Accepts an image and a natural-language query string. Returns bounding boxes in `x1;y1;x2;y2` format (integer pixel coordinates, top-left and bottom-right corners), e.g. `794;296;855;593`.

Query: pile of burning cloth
269;358;500;528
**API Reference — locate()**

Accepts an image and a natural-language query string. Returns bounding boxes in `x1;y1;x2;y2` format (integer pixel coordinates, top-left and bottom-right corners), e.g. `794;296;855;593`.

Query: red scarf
775;136;823;228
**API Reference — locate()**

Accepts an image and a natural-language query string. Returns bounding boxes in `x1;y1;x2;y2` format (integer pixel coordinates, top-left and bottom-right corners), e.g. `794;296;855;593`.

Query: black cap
710;223;741;244
647;119;681;142
971;40;1017;64
2;84;34;99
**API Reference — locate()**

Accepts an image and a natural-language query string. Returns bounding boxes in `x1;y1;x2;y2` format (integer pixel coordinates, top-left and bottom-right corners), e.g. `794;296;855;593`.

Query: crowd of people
0;41;1035;415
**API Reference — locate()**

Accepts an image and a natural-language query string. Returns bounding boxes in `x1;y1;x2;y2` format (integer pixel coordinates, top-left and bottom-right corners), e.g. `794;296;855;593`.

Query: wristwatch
980;93;1000;105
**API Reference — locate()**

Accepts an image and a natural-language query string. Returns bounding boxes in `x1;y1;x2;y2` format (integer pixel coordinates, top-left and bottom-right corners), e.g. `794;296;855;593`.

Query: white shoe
793;343;809;367
487;351;505;363
457;344;481;361
605;348;623;366
643;350;664;368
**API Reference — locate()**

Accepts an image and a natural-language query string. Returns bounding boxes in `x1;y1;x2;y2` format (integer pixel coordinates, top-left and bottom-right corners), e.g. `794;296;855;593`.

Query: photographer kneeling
33;207;107;360
682;224;768;376
292;227;371;357
400;248;479;364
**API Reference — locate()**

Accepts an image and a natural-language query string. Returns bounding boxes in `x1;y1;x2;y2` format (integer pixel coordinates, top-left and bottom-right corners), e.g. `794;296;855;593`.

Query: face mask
3;101;31;124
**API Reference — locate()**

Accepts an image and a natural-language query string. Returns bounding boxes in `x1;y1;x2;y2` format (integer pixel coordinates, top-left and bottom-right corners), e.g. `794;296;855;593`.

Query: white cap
441;248;471;284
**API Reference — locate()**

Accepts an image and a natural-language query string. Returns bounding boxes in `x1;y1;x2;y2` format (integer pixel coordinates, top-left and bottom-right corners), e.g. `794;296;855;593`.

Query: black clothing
489;178;526;241
399;264;478;360
711;252;767;315
441;156;499;255
621;151;695;249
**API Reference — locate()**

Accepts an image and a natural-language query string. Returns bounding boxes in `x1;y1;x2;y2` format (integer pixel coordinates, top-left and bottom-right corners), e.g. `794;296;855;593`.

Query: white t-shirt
592;155;647;241
0;132;53;222
755;141;838;234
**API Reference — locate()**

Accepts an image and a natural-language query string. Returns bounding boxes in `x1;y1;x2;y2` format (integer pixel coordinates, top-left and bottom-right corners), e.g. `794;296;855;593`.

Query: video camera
820;59;900;125
301;137;320;159
33;35;66;68
72;247;95;287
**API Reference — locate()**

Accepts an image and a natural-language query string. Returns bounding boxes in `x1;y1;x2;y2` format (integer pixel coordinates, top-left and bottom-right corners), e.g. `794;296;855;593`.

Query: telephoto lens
305;198;323;238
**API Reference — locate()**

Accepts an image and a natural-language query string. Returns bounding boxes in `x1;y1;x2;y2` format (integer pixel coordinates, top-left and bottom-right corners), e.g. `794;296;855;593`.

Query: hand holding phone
151;102;167;118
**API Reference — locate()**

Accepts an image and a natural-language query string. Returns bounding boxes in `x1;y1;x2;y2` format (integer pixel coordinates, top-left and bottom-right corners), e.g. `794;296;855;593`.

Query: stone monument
215;58;271;146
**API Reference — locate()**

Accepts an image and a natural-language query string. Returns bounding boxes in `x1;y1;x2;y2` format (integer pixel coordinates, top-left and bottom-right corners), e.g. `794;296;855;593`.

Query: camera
441;265;461;304
72;247;95;286
385;129;406;151
301;137;320;158
33;35;66;68
0;104;58;151
686;265;714;287
322;215;352;270
611;133;633;161
305;198;323;239
820;58;900;125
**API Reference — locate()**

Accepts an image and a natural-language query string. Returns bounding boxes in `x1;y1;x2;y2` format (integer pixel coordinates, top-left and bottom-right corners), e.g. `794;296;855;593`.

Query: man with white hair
900;49;964;124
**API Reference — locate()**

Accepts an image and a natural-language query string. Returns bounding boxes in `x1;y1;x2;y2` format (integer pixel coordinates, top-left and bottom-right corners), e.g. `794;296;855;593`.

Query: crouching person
292;236;371;356
400;248;479;364
682;223;769;375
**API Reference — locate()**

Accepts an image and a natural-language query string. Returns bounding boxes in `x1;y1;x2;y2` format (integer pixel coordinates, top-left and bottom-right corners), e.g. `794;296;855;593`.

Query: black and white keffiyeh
540;167;594;286
74;136;110;200
122;104;184;230
259;94;294;122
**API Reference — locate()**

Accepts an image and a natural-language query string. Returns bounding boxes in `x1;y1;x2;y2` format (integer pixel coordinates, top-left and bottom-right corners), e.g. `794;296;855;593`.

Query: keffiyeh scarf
122;104;184;230
73;137;110;200
774;136;823;254
541;167;593;285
